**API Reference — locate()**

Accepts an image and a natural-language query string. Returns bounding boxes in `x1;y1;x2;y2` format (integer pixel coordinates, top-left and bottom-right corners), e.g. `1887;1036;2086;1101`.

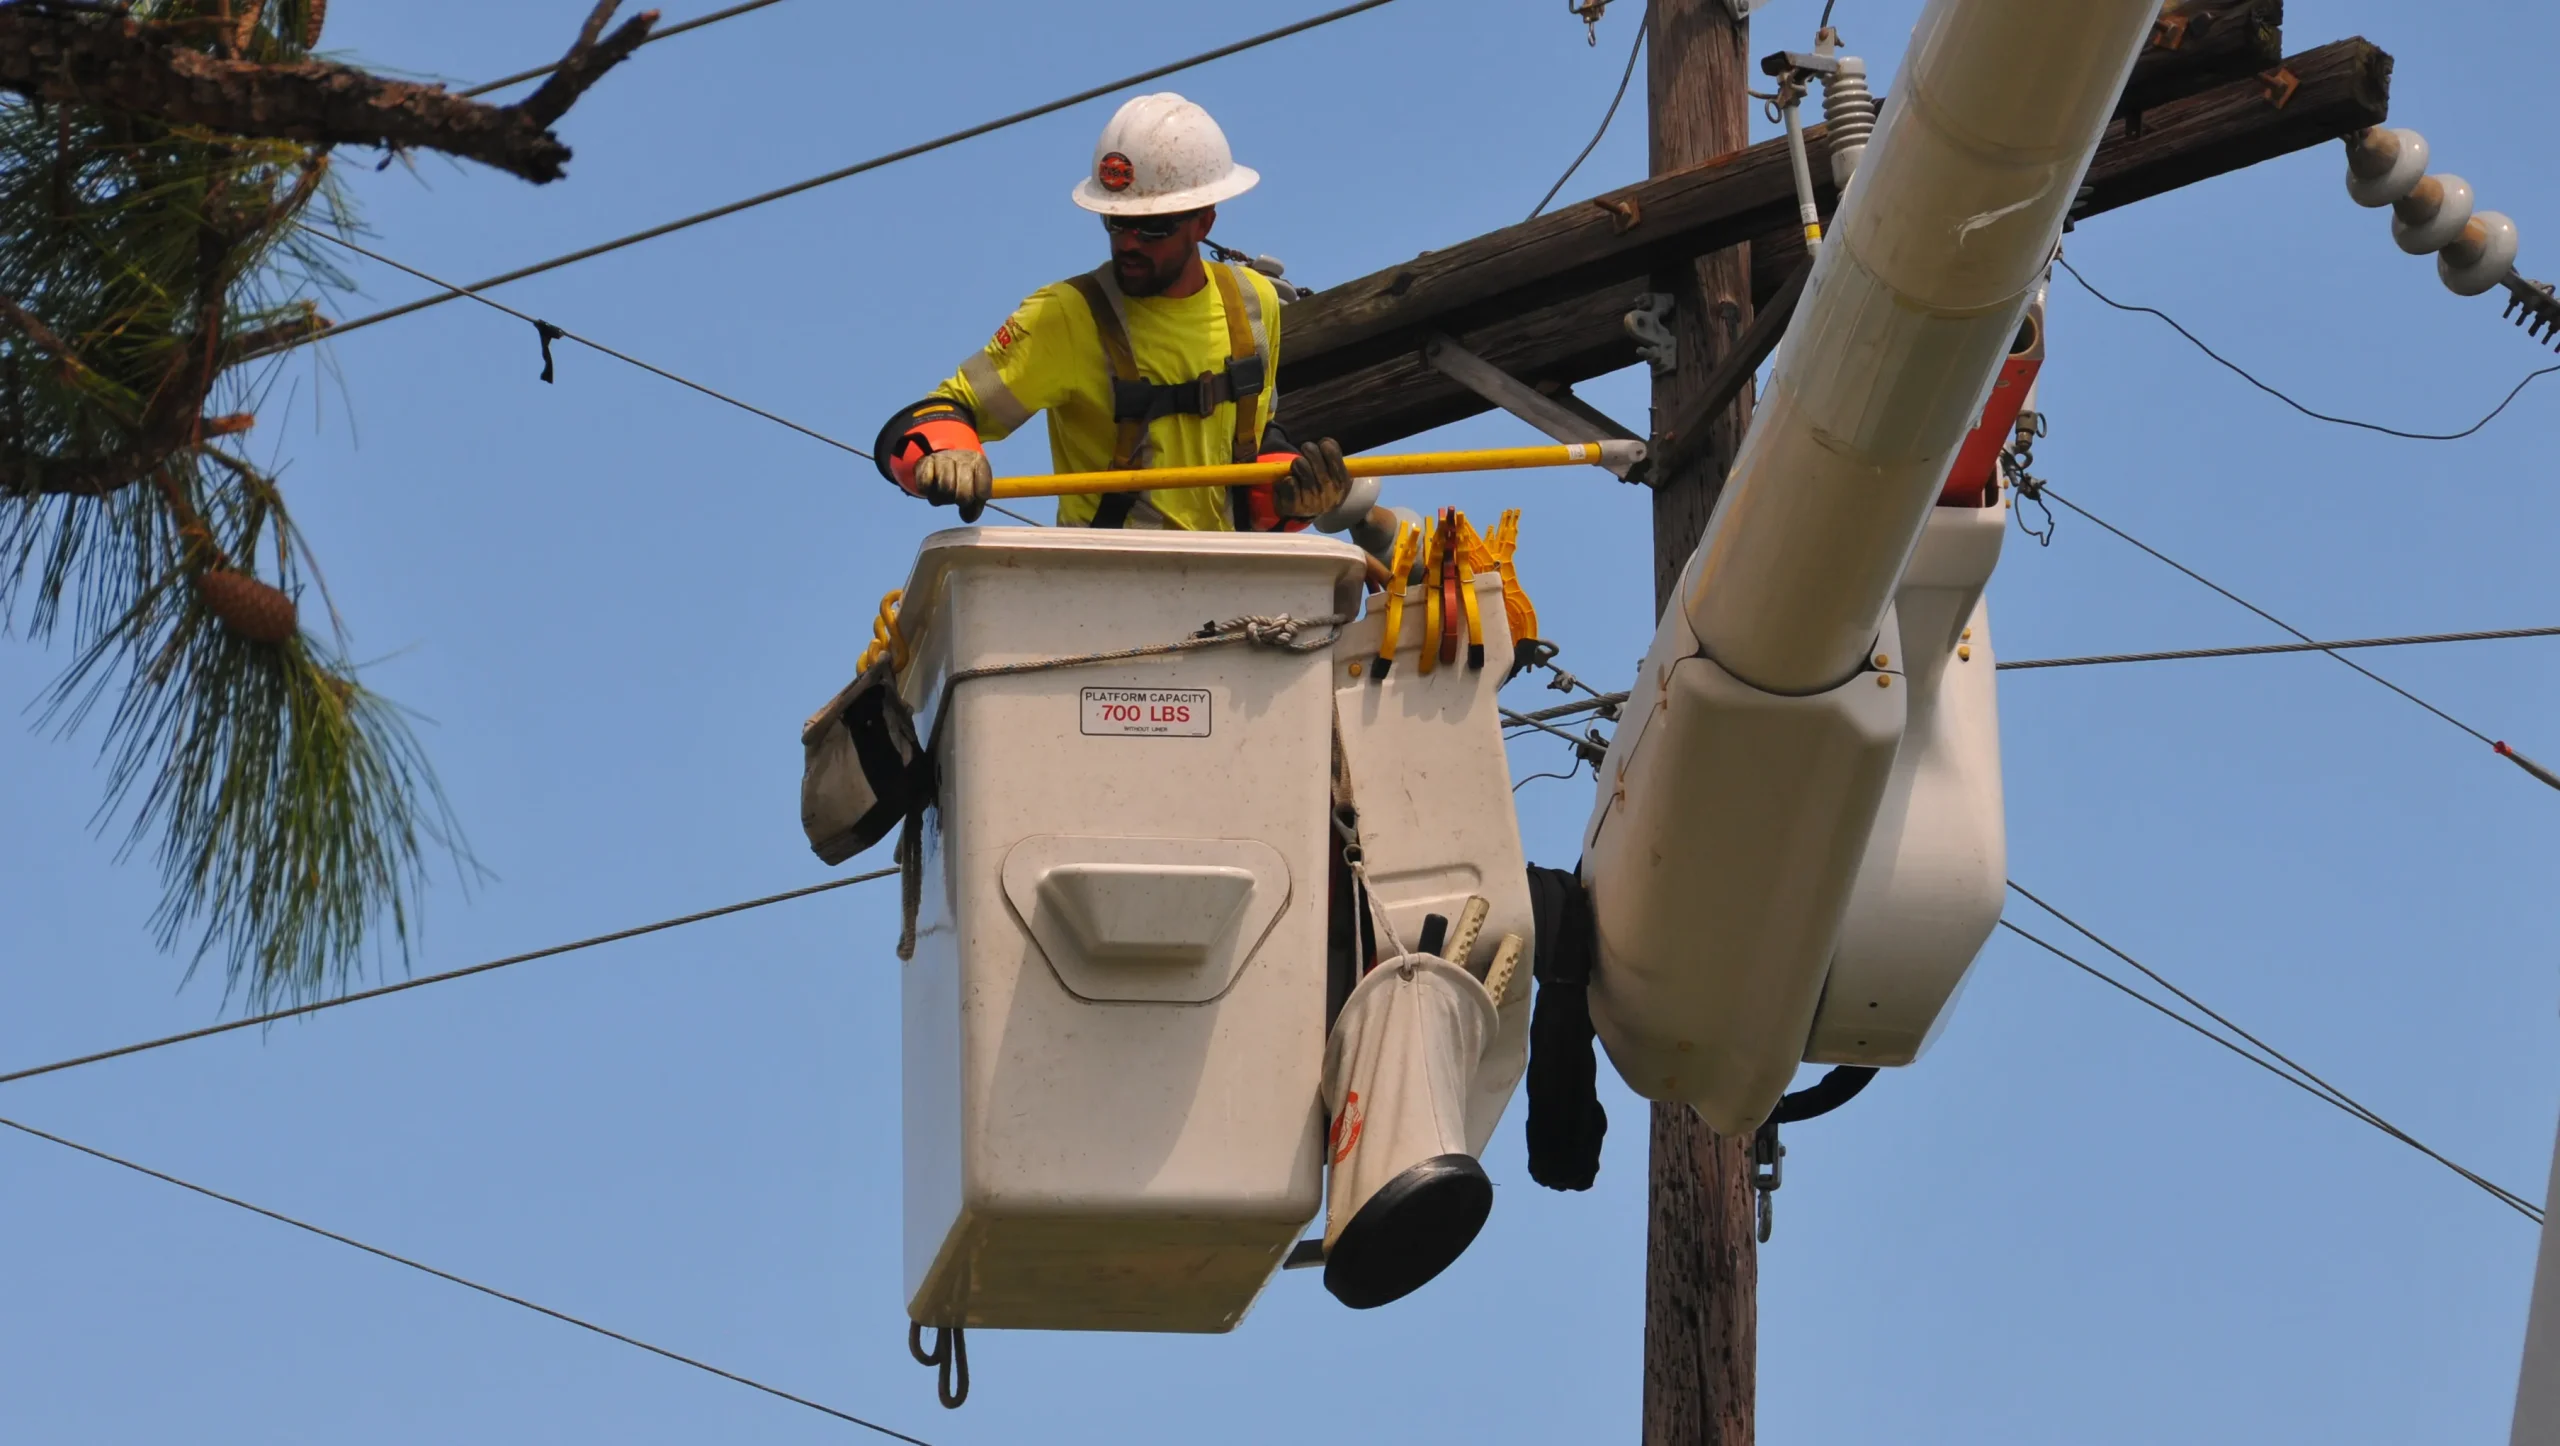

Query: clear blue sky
5;1;2555;1440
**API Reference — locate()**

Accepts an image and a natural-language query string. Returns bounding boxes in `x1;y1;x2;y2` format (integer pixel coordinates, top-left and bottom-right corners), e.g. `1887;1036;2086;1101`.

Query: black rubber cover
1322;1153;1494;1310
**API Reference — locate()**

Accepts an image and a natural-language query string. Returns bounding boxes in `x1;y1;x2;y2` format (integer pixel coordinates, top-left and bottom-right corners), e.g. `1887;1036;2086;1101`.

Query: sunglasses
1102;211;1201;241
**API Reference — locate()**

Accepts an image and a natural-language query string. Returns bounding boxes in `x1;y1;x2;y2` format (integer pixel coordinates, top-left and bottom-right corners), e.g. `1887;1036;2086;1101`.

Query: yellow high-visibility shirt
932;263;1283;530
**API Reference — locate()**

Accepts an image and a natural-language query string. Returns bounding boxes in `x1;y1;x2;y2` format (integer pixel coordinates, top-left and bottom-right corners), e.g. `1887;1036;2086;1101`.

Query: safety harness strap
1210;262;1263;466
1065;271;1149;473
1064;264;1272;529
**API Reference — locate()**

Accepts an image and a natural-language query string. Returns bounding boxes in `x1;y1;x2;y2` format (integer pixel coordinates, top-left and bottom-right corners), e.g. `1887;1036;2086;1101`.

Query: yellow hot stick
988;441;1643;500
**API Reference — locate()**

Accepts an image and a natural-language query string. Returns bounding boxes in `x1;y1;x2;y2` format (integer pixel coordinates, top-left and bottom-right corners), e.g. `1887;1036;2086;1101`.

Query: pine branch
0;1;660;183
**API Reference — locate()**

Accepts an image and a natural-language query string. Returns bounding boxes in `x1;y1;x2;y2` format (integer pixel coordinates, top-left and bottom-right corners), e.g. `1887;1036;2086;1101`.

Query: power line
456;0;797;98
2006;881;2542;1218
306;233;1044;526
1993;625;2560;671
2034;487;2552;781
315;233;863;454
0;868;896;1090
0;1115;938;1444
283;0;1404;351
1528;1;1649;220
2056;256;2560;442
1495;621;2560;733
1996;907;2542;1224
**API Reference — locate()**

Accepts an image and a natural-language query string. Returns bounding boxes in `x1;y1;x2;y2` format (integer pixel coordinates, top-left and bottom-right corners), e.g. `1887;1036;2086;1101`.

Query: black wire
2038;485;2498;747
308;233;1046;526
0;868;897;1089
1998;626;2560;671
2056;257;2560;442
1818;0;1839;29
0;1116;940;1444
2006;882;2541;1216
1996;917;2542;1223
1499;626;2560;720
1513;758;1585;792
1528;1;1649;220
275;0;1405;352
315;233;866;456
456;0;796;98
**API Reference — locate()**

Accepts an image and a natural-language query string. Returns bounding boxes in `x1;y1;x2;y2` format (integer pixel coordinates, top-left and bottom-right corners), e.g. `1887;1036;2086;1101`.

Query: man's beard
1113;246;1189;297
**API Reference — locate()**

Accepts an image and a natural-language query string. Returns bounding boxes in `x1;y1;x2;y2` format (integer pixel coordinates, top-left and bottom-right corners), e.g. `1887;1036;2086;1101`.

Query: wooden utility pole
1643;3;1758;1443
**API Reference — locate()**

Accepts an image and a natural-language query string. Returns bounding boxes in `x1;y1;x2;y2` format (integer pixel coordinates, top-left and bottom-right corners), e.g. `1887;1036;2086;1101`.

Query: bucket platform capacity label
1080;687;1210;737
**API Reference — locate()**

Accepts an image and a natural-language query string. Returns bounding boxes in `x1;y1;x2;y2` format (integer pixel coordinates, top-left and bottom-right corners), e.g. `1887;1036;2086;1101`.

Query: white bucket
1320;953;1499;1308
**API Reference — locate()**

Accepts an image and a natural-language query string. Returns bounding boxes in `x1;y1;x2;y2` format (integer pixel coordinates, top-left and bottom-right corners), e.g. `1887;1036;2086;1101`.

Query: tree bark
1644;3;1756;1441
0;1;658;184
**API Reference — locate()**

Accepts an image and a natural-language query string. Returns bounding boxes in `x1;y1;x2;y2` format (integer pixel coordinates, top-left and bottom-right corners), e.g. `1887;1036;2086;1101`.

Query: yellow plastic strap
1451;511;1486;667
1418;518;1443;677
855;589;906;675
1375;521;1419;678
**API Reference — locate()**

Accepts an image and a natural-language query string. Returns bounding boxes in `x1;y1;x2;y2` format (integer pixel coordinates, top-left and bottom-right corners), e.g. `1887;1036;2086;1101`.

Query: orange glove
877;401;991;521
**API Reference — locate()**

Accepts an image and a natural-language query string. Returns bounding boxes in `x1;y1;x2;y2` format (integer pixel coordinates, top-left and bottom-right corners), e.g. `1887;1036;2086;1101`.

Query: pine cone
196;569;299;645
303;0;328;47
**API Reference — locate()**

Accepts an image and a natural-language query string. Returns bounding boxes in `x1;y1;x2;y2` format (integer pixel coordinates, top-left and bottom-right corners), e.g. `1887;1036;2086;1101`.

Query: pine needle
1;2;472;1006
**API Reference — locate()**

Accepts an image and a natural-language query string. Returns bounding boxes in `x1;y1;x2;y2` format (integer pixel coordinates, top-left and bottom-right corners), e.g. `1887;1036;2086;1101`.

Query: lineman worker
872;93;1359;531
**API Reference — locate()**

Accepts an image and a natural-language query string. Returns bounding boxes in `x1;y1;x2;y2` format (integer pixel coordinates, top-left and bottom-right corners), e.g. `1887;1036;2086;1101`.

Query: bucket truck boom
1580;0;2159;1135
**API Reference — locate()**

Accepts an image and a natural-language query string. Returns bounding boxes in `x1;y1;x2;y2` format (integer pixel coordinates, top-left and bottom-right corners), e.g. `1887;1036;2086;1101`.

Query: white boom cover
1808;499;2008;1064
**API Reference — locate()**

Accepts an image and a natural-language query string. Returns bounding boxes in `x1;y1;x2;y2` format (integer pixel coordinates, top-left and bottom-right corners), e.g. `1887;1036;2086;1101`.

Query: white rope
943;612;1351;686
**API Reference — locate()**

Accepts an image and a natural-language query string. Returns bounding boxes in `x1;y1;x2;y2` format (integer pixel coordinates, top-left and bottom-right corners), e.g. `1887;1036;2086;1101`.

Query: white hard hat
1071;92;1260;216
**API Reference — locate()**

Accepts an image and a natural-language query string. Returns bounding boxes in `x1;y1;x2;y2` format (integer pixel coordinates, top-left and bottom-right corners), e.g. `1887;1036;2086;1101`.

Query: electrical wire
1507;692;1622;726
1994;625;2560;671
456;0;797;98
0;868;896;1090
1528;1;1649;220
0;1115;939;1444
1497;623;2560;730
1498;705;1607;758
2057;257;2560;442
1996;902;2543;1223
1513;758;1586;792
281;0;1405;351
2006;883;2543;1218
2037;485;2501;749
307;233;1044;526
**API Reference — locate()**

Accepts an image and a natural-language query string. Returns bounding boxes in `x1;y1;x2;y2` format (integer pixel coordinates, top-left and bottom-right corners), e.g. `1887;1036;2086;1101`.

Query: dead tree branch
0;1;661;183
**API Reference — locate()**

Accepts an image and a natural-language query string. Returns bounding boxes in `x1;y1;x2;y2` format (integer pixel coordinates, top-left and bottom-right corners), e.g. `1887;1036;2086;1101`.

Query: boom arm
1579;0;2157;1134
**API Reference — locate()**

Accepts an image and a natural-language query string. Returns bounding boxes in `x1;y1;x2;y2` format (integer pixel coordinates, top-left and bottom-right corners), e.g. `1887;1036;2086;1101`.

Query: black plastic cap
1322;1153;1493;1309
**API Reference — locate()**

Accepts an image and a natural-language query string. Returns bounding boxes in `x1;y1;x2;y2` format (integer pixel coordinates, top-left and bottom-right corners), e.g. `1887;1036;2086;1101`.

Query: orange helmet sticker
1096;151;1135;192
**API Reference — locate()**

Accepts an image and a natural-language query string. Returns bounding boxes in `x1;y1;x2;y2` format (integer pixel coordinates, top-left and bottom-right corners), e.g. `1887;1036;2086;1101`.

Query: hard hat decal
1096;151;1135;192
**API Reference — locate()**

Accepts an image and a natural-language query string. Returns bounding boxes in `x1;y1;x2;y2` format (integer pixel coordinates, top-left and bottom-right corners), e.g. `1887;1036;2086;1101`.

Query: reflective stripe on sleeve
958;353;1033;436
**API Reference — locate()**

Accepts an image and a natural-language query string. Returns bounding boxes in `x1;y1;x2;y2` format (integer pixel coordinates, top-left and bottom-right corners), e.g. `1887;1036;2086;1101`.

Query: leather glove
1273;437;1352;520
914;447;993;523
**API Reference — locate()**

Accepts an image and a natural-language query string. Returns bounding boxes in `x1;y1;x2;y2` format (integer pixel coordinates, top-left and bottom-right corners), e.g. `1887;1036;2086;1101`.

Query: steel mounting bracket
1422;333;1644;480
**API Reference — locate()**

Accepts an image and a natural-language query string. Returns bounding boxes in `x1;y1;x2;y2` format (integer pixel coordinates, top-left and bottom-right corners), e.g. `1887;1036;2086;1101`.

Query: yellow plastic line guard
988;440;1647;500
